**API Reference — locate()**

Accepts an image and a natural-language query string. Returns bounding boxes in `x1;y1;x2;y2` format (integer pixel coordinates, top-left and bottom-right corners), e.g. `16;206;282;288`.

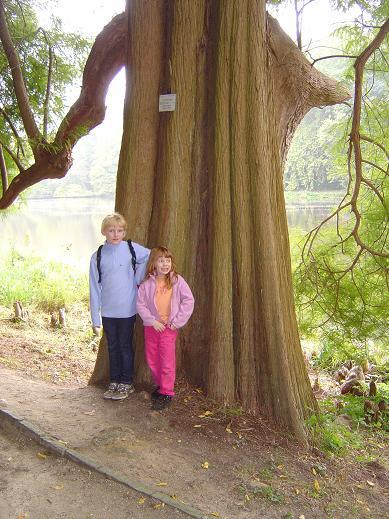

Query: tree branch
310;54;358;66
0;144;8;194
0;106;26;157
349;18;389;258
0;12;127;209
0;0;42;150
39;28;54;140
360;133;389;159
0;139;25;172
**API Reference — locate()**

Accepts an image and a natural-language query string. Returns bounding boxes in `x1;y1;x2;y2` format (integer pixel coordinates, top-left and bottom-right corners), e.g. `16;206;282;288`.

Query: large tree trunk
92;0;349;439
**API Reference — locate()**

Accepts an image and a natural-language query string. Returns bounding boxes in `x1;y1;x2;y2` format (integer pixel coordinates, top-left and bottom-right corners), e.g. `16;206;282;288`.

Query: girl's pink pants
144;326;178;396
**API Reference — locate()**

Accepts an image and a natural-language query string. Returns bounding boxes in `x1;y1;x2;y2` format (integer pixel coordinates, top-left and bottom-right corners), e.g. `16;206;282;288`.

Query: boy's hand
152;320;165;332
92;326;102;337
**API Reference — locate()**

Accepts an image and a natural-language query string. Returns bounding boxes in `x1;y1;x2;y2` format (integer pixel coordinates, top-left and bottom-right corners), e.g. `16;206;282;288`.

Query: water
1;196;340;270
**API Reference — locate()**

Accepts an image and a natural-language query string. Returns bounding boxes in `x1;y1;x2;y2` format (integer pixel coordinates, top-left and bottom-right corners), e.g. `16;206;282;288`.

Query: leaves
36;452;47;460
198;410;213;418
201;461;209;469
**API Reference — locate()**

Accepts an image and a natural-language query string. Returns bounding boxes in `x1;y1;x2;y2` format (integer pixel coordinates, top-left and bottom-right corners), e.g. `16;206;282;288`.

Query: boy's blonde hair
101;212;127;234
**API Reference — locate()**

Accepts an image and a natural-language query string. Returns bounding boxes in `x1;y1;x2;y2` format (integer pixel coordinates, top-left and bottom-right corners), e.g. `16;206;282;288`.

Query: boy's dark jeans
102;316;136;384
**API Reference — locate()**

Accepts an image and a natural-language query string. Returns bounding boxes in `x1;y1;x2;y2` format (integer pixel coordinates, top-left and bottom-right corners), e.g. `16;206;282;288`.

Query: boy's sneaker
111;383;135;400
152;394;172;410
103;382;118;399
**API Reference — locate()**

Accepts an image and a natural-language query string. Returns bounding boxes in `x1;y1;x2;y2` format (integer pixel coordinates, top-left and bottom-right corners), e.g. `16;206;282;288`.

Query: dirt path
0;425;188;519
0;366;387;519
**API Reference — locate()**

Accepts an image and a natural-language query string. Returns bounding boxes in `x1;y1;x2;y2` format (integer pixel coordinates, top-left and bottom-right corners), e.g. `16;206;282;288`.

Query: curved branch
0;139;25;172
0;107;26;157
55;13;127;146
266;14;351;163
361;176;386;209
0;0;42;149
0;12;127;210
349;19;389;258
361;158;387;176
360;133;389;159
310;54;358;66
0;144;8;193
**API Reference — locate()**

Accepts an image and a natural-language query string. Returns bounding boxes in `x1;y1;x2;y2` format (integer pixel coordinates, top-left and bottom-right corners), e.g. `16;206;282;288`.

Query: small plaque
159;94;176;112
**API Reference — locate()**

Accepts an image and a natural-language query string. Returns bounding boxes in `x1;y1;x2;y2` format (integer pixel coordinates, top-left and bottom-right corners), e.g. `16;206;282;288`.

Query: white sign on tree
159;94;176;112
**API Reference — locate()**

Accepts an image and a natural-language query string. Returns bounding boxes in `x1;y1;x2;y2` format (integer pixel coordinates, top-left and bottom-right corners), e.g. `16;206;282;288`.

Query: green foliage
307;410;363;456
0;249;88;311
285;107;347;191
292;217;388;368
0;0;90;178
290;0;388;366
238;483;285;505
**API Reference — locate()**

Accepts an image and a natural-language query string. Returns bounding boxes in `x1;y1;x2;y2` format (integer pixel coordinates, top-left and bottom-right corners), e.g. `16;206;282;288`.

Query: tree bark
1;0;350;438
107;0;350;439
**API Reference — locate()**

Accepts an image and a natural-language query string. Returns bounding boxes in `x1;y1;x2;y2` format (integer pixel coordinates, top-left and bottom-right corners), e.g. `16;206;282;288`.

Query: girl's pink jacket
137;274;194;329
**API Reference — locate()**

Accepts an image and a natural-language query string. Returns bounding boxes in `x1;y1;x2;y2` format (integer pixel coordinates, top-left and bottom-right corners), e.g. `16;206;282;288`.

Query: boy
89;213;150;400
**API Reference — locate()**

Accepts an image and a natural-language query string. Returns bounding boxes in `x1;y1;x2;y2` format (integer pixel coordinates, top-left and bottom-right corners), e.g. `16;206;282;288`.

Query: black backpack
96;239;137;283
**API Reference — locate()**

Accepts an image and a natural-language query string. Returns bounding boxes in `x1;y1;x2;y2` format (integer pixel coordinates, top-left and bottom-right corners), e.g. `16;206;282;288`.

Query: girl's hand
169;323;177;330
152;320;165;332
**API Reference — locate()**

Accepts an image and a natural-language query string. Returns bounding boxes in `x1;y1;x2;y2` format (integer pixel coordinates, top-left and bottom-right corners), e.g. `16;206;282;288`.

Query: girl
137;247;194;410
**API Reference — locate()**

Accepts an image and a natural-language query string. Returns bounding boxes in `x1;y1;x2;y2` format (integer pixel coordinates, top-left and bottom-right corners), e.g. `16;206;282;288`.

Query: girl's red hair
143;246;178;289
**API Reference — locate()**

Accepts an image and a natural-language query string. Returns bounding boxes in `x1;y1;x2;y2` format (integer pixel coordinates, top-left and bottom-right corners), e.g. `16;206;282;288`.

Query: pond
1;195;341;269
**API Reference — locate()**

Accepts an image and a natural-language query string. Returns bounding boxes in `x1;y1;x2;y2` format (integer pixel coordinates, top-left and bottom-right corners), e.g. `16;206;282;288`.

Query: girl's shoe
150;387;160;400
152;394;172;410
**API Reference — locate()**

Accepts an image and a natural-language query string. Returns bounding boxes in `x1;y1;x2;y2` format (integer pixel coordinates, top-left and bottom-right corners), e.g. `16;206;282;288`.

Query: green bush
0;250;88;312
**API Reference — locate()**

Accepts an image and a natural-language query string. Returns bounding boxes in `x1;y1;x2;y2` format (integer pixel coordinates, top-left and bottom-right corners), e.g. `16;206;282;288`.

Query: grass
307;385;389;457
0;249;88;312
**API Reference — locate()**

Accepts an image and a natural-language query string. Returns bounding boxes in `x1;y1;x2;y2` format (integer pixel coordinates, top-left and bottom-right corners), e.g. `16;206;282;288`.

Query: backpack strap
127;239;137;274
96;244;103;283
96;240;137;283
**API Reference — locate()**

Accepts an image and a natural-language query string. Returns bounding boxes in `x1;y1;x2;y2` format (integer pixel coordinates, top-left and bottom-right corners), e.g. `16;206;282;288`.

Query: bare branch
310;54;358;66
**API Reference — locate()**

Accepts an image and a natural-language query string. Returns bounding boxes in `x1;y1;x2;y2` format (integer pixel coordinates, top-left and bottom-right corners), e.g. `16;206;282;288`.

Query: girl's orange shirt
155;278;173;323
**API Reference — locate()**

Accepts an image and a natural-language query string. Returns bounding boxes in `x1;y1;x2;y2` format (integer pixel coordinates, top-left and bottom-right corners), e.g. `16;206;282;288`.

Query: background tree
0;0;351;439
0;0;89;194
293;2;388;366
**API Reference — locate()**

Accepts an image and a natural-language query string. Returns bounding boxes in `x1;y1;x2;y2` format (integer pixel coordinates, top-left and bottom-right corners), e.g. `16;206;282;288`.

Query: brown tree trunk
91;0;349;439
